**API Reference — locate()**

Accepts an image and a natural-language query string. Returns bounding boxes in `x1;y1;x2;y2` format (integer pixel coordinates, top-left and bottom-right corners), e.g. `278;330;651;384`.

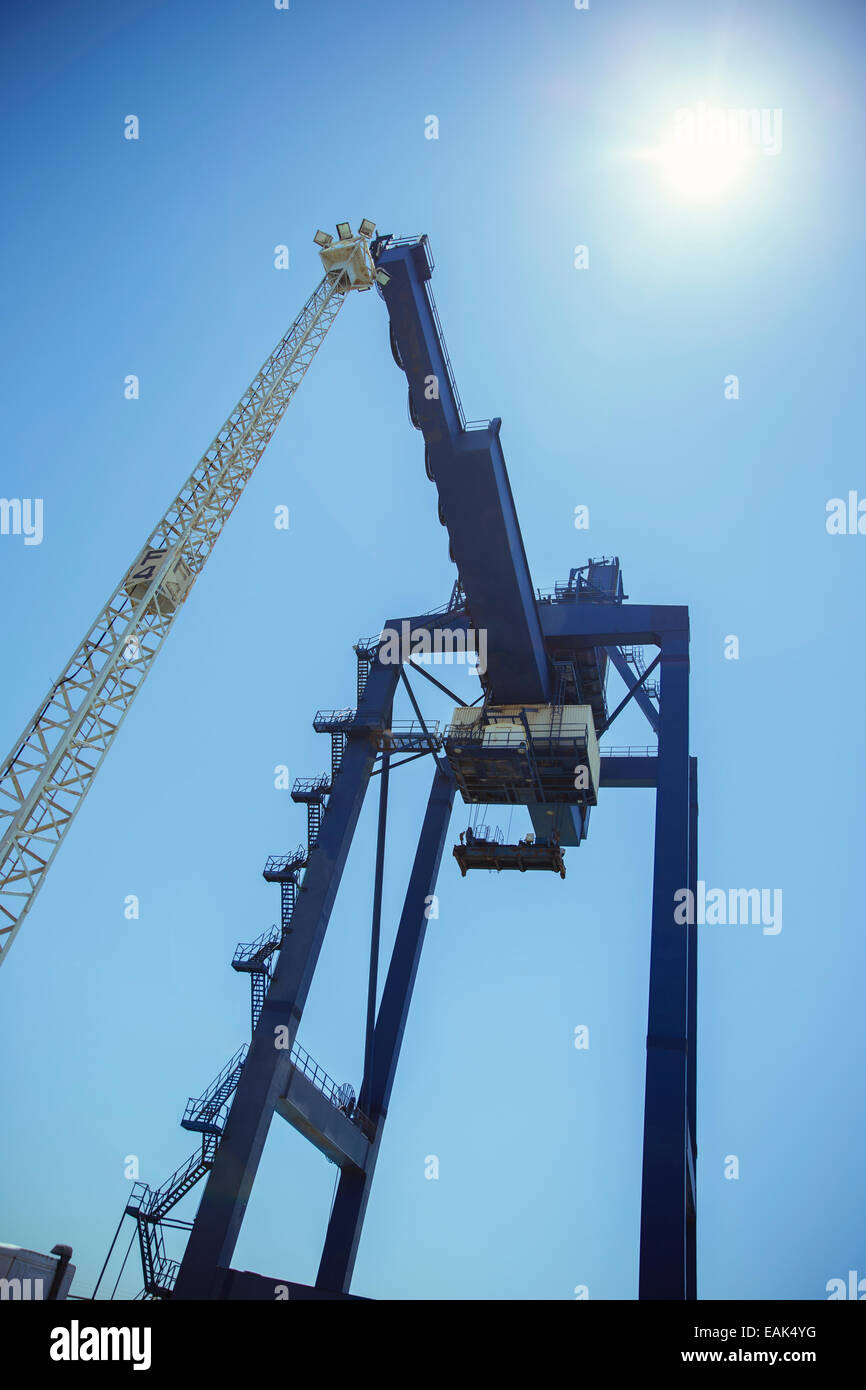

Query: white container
449;703;600;796
0;1243;75;1300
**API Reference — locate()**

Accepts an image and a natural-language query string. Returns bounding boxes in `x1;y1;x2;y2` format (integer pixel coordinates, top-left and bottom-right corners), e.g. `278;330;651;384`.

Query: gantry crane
96;233;697;1303
0;220;384;963
3;223;697;1300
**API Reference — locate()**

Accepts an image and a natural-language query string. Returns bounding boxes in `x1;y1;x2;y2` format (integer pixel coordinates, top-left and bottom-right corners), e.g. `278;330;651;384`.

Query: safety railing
232;926;282;970
291;775;330;798
181;1045;248;1132
288;1040;374;1139
375;233;433;256
263;847;307;877
145;1142;214;1221
289;1040;344;1108
385;719;441;737
463;825;504;845
313;708;356;729
445;723;591;746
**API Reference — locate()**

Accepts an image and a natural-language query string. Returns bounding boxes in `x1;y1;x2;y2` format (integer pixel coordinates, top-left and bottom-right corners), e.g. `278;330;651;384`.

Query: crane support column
536;599;693;1298
638;626;691;1299
686;755;699;1301
172;654;400;1300
317;764;456;1292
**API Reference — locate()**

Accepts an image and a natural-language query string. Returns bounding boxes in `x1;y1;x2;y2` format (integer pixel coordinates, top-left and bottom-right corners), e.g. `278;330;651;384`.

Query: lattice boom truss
0;268;350;959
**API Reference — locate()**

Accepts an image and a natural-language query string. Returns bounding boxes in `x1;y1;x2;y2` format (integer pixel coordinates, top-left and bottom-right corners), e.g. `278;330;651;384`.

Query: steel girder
543;601;695;1299
172;652;401;1298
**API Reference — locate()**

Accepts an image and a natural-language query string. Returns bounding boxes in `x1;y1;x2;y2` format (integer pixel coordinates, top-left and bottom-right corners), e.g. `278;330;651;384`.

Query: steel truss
0;270;349;957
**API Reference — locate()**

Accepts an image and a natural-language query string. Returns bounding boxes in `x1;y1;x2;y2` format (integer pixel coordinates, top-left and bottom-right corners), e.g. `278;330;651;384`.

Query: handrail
232;925;281;967
288;1040;373;1137
263;847;307;875
292;775;330;795
313;708;356;726
445;723;590;744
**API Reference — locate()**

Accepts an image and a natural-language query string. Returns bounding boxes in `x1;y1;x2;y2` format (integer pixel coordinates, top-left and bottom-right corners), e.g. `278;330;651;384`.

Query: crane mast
0;221;383;963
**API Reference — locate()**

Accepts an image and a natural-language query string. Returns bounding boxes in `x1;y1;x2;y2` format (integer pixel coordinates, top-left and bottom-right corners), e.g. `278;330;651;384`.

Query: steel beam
539;602;689;650
598;755;658;789
376;240;552;704
362;746;390;1115
638;625;691;1299
274;1067;371;1171
606;647;660;735
686;755;699;1300
172;656;400;1300
316;765;457;1293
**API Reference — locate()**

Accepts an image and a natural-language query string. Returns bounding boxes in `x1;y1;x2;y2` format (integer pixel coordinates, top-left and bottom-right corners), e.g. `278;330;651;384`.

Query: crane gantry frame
1;222;697;1301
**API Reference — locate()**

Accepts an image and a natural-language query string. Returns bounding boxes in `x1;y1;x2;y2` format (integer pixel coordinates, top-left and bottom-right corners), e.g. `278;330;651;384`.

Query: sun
642;138;759;204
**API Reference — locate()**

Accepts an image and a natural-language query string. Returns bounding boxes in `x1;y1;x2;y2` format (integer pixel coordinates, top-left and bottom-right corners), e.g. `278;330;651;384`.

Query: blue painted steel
599;652;661;735
638;624;691;1299
361;747;390;1116
606;647;660;735
172;655;400;1300
163;235;697;1303
532;597;693;1295
598;754;658;789
539;601;689;649
375;240;552;706
686;755;698;1301
528;803;586;848
316;765;456;1292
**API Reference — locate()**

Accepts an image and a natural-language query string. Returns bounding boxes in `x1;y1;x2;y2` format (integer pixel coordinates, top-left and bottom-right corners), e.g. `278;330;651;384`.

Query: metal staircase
113;662;371;1299
125;1135;220;1297
619;645;660;703
182;1046;249;1135
291;775;331;848
233;927;282;1031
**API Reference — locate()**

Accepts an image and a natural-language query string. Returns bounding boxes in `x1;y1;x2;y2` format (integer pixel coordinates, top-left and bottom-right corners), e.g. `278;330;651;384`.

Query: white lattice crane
0;220;387;964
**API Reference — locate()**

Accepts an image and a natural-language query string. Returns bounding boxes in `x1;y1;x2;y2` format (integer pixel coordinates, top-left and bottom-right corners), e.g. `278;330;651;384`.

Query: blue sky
1;0;865;1300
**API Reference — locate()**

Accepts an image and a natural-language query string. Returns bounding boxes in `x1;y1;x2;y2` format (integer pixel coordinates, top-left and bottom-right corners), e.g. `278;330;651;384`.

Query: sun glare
648;140;759;203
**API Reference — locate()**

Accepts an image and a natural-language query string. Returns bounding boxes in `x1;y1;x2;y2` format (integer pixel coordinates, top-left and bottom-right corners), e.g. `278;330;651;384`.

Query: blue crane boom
372;234;598;846
373;235;552;706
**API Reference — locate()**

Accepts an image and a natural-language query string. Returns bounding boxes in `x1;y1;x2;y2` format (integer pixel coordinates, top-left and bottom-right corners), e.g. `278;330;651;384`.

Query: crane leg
686;756;699;1300
316;766;456;1293
172;658;400;1300
638;633;691;1299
